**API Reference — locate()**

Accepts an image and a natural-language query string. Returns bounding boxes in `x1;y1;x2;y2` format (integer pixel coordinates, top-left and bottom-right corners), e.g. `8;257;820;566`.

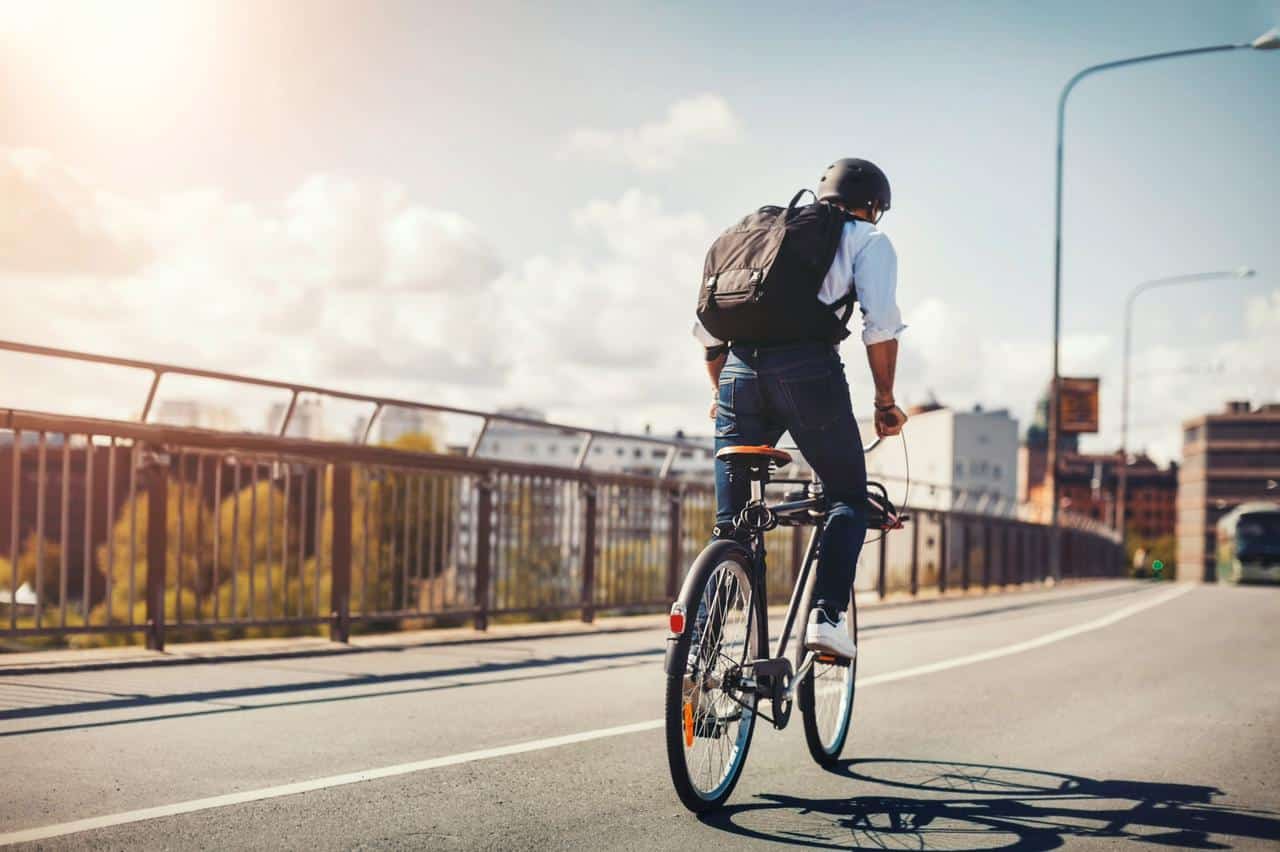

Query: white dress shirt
693;218;906;347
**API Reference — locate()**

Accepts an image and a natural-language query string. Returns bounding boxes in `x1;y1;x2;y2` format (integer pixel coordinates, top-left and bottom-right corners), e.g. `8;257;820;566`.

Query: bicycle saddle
715;445;792;467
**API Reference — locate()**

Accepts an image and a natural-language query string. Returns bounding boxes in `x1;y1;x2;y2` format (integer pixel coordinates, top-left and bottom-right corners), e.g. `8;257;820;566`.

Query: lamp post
1117;266;1256;551
1047;27;1279;578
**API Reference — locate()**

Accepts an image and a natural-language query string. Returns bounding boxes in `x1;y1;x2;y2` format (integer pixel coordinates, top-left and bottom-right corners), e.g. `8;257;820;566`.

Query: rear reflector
669;602;686;635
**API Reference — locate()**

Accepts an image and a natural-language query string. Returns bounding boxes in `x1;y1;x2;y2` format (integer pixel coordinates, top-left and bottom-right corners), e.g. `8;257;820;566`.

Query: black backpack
697;190;853;345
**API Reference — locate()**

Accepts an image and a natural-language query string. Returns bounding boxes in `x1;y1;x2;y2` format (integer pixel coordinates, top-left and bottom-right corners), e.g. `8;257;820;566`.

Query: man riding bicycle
693;157;908;661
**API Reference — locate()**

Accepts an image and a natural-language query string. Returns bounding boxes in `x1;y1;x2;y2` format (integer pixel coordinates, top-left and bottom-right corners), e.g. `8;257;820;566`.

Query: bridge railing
1;406;1124;649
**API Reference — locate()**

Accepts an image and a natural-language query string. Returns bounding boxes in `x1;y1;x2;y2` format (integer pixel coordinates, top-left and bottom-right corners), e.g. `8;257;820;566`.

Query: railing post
982;521;991;590
960;520;970;592
145;452;168;651
665;488;681;600
474;473;494;631
937;512;948;595
581;482;597;623
329;464;352;643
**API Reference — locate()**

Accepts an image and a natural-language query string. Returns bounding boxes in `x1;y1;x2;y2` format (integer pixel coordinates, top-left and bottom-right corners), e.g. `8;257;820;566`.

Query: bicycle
663;438;906;813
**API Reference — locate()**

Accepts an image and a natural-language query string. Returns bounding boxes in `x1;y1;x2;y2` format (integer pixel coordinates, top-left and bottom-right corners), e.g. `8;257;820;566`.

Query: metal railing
1;406;1124;649
0;339;712;473
0;339;1126;648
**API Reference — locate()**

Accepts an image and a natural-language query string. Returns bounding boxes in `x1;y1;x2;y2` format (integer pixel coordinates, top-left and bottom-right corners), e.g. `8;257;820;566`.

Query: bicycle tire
664;541;764;813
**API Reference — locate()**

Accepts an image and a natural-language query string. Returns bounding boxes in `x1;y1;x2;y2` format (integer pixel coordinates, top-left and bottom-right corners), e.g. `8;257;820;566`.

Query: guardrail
1;407;1124;650
0;338;712;474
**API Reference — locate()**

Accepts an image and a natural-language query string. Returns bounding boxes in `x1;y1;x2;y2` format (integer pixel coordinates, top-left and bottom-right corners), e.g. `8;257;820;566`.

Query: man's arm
866;339;907;437
704;348;727;419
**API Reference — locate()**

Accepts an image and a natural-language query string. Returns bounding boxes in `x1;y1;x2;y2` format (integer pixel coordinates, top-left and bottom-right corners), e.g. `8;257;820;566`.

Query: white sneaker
804;609;857;660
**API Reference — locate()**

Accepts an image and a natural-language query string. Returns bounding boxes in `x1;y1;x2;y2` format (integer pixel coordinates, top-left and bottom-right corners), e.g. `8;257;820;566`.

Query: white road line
857;583;1193;687
0;583;1193;847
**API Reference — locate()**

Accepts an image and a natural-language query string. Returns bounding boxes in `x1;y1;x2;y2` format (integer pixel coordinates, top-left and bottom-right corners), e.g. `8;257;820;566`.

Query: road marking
855;583;1193;688
0;584;1192;847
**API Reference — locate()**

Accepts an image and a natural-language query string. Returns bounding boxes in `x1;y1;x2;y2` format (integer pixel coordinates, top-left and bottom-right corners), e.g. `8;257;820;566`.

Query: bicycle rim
676;558;757;803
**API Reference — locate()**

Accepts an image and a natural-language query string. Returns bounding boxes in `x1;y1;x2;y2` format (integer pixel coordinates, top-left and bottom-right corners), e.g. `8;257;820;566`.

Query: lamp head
1252;27;1280;50
1234;266;1257;279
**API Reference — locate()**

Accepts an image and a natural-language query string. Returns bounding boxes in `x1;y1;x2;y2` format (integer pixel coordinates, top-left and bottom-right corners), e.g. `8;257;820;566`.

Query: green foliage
1126;527;1176;579
352;469;459;613
383;432;439;454
16;532;66;605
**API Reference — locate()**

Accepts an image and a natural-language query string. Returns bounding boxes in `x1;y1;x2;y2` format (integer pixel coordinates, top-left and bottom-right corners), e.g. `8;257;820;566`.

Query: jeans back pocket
779;370;849;431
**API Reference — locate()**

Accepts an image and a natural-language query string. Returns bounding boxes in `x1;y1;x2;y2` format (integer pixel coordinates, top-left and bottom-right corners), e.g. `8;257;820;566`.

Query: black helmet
817;158;891;215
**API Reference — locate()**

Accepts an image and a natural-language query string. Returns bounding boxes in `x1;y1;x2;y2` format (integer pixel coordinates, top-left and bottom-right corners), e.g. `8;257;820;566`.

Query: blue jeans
714;342;868;614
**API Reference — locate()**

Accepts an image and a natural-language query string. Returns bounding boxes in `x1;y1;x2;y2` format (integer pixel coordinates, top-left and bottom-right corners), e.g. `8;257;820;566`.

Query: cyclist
693;158;907;660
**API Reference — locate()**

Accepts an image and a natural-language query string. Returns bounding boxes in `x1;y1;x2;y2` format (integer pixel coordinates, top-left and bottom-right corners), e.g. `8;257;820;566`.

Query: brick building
1177;401;1280;582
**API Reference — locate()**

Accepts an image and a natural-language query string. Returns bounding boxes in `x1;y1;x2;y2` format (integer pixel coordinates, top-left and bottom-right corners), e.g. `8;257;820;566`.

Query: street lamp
1046;28;1278;577
1116;266;1256;551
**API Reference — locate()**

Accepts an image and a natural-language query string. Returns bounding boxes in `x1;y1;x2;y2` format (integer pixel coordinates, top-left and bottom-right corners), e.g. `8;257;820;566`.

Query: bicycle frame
734;436;892;711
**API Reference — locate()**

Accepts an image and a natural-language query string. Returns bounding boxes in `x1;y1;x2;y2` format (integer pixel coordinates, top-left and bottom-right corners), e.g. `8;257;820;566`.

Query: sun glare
4;0;215;128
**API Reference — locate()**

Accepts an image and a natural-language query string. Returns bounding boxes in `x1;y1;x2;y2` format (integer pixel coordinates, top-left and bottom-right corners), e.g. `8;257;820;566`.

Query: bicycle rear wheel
798;593;857;768
664;545;761;813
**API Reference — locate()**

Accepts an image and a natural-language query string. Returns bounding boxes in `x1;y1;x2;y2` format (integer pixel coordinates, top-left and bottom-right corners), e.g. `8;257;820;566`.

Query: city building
1017;389;1177;536
864;402;1019;513
153;400;239;432
266;399;326;440
1017;391;1078;510
472;408;715;479
1177;401;1280;582
1053;453;1177;536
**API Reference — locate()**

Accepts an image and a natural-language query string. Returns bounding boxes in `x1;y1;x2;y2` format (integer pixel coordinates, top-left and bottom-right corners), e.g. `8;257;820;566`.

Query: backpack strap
784;188;817;222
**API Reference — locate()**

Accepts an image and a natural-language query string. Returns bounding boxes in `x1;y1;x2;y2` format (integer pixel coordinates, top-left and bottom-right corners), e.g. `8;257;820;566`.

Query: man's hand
709;395;718;421
874;403;907;438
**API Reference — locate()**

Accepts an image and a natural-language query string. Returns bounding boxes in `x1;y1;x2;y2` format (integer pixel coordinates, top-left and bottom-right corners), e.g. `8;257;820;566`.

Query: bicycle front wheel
664;544;761;813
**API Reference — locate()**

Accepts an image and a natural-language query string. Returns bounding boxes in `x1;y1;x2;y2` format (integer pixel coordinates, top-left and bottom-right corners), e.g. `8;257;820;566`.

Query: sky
1;0;1277;462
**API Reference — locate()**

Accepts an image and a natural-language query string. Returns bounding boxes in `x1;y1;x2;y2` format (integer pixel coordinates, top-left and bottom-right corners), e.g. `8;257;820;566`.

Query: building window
993;465;1002;480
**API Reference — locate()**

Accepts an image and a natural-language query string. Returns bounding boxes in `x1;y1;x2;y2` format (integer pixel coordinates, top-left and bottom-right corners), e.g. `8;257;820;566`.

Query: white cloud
1246;289;1280;338
0;149;506;423
0;148;151;277
562;94;742;171
489;190;715;428
898;291;1279;466
0;150;719;437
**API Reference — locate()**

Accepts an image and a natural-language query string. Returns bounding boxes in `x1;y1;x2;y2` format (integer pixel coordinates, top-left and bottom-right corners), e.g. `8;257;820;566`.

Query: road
1;580;1277;850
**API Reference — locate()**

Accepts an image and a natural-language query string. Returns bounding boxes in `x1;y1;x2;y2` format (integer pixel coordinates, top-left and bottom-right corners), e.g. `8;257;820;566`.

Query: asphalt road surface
1;579;1277;850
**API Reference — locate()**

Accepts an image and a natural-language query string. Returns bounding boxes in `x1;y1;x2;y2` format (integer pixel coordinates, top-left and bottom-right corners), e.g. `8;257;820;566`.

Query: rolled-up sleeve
691;320;724;348
853;232;906;346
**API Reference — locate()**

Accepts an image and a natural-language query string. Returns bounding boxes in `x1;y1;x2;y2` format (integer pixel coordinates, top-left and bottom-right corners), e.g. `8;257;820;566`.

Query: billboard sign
1058;376;1099;434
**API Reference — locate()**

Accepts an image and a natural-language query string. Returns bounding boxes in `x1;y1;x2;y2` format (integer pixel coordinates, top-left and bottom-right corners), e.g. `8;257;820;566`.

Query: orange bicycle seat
714;445;792;467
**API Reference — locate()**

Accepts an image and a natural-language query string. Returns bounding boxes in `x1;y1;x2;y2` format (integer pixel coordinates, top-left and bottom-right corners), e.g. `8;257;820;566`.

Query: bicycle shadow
698;758;1280;850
